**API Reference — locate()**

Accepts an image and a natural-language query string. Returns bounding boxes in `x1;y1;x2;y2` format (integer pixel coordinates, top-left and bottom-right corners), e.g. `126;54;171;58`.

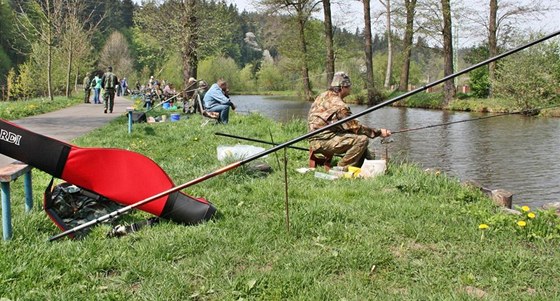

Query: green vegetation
1;112;560;300
0;95;82;120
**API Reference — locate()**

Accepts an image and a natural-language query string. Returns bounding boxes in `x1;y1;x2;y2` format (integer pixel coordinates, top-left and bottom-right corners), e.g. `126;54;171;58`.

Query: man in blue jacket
202;79;236;124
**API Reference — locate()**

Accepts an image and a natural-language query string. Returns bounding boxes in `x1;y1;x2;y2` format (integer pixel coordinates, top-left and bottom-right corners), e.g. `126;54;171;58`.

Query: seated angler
307;72;391;169
202;79;236;124
163;82;177;102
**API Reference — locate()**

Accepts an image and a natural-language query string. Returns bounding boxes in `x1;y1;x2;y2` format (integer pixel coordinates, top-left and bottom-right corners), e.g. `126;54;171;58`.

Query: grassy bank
1;111;560;300
0;95;82;120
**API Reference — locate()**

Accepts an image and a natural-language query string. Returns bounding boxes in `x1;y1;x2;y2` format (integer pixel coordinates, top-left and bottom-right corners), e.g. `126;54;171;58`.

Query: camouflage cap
330;71;351;87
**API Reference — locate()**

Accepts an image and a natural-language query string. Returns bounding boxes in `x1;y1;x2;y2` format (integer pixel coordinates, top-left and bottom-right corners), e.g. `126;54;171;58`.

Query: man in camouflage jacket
100;66;119;113
307;72;391;168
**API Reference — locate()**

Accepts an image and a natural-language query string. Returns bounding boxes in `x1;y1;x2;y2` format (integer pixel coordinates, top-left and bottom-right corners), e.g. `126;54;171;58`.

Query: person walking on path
91;74;102;104
83;73;92;103
307;72;391;169
100;66;119;114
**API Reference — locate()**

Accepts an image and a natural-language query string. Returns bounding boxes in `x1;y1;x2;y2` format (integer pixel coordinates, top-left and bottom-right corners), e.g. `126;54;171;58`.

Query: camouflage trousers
310;133;374;168
103;89;116;112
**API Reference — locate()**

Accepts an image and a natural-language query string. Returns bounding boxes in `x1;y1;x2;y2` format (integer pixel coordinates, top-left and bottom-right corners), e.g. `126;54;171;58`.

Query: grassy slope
0;96;82;120
1;111;559;300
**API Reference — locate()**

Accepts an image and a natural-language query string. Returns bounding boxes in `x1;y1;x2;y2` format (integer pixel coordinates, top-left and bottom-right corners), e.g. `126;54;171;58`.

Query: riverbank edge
232;89;560;117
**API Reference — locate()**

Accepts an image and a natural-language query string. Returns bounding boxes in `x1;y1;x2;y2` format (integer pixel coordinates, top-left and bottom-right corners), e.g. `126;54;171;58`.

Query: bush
198;56;241;91
256;62;285;91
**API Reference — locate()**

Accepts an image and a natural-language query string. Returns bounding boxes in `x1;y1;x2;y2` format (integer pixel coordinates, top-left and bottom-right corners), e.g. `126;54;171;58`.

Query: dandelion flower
521;206;530;212
528;212;536;219
517;220;527;227
478;224;489;230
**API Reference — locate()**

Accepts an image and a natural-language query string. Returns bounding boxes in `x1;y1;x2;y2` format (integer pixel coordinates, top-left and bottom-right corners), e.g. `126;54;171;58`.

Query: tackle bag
131;111;147;123
44;179;124;239
1;119;217;227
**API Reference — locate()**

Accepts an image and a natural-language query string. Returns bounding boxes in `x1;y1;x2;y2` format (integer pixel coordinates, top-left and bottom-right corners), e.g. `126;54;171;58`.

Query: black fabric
0;119;71;177
160;191;216;225
131;112;147;123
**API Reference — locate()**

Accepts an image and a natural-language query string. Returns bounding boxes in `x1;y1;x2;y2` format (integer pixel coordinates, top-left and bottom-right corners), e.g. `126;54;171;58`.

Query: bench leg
24;170;33;212
1;182;12;240
127;110;133;134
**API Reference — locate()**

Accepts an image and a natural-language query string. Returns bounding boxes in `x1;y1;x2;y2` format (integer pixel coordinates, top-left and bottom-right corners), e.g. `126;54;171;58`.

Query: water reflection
231;95;560;208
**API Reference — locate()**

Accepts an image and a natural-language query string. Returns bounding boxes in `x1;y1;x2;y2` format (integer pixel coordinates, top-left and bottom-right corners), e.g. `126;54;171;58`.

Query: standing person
83;73;92;103
202;79;236;124
121;77;128;96
100;66;119;114
91;74;102;104
307;72;391;169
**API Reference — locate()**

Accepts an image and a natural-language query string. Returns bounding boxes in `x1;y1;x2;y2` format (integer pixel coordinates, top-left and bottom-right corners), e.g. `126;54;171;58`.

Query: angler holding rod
48;30;560;242
307;72;392;169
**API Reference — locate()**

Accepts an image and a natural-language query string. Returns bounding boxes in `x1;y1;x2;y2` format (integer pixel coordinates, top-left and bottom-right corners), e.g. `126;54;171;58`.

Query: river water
231;95;560;208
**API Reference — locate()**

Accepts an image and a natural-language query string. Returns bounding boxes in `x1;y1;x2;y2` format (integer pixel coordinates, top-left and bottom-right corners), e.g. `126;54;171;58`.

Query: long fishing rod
215;132;310;152
145;84;199;113
214;132;344;157
49;30;560;241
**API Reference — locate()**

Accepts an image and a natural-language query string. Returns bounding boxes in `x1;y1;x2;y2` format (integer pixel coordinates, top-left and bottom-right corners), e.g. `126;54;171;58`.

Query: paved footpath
0;96;133;167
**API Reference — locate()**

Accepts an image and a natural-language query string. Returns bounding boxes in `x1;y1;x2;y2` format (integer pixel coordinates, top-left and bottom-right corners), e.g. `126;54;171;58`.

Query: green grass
0;95;82;120
1;111;560;300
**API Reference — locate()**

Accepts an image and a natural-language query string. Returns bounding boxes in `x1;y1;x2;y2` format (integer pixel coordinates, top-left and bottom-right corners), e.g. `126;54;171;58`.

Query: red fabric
61;146;203;216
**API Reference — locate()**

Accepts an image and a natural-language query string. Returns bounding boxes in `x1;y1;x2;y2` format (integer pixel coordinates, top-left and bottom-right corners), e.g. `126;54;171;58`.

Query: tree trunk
46;0;53;101
441;0;455;105
74;67;79;93
362;0;377;105
180;0;198;88
381;0;392;89
296;9;313;101
398;0;416;92
488;0;498;97
322;0;335;88
65;39;73;98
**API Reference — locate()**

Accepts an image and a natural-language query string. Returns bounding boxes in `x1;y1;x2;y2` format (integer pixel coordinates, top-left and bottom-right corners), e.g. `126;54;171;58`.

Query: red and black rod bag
0;119;216;224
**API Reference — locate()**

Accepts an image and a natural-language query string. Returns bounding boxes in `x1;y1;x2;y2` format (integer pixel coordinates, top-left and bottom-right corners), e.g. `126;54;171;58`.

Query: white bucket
360;159;387;178
217;144;267;161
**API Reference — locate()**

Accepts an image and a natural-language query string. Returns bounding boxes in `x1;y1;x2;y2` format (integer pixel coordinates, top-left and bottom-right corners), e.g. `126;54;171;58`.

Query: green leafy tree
98;31;134;78
198;56;241;91
493;38;560;110
256;61;285;91
258;0;320;101
465;45;490;98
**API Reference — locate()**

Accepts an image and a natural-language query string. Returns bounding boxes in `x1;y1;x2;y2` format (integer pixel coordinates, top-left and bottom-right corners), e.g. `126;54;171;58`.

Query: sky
224;0;560;47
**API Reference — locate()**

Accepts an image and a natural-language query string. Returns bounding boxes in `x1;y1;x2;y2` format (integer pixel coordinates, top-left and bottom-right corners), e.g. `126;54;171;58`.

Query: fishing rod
49;30;560;241
215;132;309;152
145;84;200;113
214;132;344;157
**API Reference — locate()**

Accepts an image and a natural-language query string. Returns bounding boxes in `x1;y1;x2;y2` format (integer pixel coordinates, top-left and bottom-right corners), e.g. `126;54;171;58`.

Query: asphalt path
0;96;133;167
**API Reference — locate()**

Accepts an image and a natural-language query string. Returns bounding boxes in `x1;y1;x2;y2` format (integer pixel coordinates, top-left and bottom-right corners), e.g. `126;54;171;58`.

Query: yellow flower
521;206;530;212
478;224;489;230
528;212;536;219
517;220;527;227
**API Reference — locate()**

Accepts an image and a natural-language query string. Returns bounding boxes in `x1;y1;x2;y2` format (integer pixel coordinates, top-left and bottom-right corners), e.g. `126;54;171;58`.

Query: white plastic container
217;144;266;161
360;159;387;178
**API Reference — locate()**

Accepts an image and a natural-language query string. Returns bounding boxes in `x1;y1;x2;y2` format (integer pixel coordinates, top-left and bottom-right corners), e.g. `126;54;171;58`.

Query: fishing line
391;104;560;134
